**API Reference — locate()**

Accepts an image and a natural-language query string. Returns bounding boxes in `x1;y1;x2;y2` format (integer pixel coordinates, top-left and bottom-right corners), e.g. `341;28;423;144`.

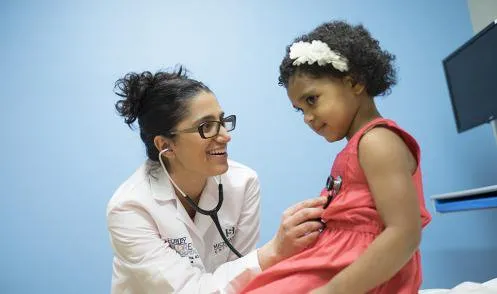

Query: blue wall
1;0;496;293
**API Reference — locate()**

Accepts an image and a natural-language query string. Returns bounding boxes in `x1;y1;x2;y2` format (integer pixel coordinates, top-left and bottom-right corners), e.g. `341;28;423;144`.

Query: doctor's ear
153;136;174;157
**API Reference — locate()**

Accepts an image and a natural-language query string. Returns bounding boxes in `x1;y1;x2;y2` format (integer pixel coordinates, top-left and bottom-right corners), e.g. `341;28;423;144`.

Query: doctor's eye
305;96;318;106
202;121;216;132
201;121;217;135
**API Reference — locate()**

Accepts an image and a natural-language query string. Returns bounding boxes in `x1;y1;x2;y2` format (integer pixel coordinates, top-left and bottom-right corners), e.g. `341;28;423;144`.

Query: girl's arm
312;127;422;294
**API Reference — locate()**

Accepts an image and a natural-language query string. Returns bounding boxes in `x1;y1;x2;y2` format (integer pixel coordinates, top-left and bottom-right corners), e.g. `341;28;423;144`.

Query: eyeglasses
170;115;236;139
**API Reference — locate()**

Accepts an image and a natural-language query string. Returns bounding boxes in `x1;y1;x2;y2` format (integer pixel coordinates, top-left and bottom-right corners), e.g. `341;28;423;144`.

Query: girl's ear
344;76;365;96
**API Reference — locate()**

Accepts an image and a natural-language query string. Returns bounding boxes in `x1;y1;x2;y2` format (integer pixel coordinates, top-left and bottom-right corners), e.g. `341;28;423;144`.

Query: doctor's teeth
209;152;226;155
208;150;226;155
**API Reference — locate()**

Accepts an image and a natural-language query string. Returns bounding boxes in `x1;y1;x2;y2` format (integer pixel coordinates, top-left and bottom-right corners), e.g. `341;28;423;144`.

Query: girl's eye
305;96;317;105
294;107;303;114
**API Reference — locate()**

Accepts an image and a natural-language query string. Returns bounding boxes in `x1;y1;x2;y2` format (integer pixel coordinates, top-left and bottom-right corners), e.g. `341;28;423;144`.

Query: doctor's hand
257;196;326;270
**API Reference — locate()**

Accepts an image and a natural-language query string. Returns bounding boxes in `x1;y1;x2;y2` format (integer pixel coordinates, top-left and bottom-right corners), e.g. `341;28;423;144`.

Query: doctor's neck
168;168;207;204
168;169;208;219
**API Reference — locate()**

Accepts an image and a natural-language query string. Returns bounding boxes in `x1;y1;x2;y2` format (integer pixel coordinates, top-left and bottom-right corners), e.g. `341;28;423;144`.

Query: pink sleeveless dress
241;118;432;294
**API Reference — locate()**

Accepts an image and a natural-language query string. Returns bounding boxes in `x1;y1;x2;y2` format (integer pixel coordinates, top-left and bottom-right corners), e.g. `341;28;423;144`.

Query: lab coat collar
150;169;205;239
150;168;176;202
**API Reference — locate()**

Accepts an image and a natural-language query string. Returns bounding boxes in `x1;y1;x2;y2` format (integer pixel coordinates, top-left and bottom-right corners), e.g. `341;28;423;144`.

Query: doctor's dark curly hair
278;20;397;97
114;66;211;162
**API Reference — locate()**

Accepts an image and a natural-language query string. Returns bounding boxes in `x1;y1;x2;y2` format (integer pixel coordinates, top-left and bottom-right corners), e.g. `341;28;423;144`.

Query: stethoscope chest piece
324;175;342;209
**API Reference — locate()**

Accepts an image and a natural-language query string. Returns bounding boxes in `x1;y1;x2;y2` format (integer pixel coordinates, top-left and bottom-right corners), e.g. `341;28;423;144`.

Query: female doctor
107;66;326;293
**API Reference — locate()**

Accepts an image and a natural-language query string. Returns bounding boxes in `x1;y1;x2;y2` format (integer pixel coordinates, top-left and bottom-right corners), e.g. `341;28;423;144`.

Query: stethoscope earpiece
159;148;170;158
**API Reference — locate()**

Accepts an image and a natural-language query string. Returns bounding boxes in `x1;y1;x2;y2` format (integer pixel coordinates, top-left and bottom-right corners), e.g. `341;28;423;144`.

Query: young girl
241;20;431;294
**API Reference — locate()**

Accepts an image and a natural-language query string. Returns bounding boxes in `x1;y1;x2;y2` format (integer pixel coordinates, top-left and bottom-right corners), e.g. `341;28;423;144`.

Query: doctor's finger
283;197;326;218
294;230;321;249
285;207;324;228
290;220;324;238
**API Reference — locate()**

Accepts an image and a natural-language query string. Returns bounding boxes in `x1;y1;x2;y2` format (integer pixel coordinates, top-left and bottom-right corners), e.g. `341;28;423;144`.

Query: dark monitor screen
443;20;497;133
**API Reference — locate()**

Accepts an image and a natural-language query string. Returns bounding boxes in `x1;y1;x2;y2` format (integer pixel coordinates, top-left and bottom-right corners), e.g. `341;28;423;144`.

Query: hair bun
114;66;189;126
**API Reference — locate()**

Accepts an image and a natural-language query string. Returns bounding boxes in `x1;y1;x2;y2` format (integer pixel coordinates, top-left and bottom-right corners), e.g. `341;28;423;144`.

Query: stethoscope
159;149;243;258
323;175;342;209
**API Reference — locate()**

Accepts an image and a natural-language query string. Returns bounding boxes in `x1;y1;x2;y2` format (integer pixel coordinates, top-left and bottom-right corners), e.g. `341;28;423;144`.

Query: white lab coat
107;159;262;294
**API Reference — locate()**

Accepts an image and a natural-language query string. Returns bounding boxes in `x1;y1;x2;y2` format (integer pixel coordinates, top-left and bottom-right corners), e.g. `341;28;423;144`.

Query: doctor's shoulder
226;159;259;184
225;159;260;197
106;162;153;213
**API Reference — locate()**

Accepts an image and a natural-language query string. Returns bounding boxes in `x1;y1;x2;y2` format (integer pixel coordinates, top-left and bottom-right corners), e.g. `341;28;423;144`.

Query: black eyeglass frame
169;114;237;139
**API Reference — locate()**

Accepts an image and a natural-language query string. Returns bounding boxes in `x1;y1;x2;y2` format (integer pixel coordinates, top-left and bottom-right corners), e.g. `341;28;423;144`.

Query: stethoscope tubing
183;183;243;258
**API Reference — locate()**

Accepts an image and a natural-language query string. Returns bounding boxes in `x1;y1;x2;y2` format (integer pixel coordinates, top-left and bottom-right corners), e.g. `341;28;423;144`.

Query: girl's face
166;91;233;177
287;74;361;142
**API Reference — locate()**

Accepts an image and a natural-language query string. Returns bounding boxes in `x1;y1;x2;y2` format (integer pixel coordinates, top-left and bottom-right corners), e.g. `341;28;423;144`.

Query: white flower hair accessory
289;40;349;72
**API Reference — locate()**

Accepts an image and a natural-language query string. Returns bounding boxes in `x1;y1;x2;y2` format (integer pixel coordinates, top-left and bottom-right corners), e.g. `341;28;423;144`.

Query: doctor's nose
215;125;231;143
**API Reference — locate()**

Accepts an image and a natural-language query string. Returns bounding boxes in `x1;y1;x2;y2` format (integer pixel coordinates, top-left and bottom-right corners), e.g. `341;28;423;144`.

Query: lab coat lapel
194;178;217;238
151;165;210;243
